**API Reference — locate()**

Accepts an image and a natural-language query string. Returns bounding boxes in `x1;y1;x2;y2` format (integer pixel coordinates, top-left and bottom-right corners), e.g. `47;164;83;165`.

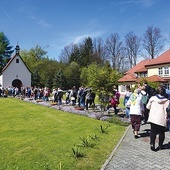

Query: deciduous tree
105;33;124;71
124;31;140;68
142;26;165;59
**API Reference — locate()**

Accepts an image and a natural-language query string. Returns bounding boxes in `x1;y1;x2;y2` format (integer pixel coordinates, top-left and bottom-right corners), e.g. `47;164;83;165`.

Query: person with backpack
140;88;149;124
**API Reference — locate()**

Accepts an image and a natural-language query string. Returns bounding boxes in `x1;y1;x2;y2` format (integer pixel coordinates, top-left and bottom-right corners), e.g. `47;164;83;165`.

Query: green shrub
108;115;130;126
71;146;84;159
79;136;96;148
97;124;110;134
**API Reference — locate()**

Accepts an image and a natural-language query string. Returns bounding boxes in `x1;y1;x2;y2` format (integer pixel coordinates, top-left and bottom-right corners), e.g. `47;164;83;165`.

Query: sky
1;0;170;61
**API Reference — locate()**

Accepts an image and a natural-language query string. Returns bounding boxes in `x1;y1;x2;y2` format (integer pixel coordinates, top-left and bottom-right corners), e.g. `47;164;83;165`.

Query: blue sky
1;0;170;61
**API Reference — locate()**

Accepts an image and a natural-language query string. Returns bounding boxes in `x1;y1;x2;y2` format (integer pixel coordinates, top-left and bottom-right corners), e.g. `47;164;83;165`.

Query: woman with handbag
146;85;169;151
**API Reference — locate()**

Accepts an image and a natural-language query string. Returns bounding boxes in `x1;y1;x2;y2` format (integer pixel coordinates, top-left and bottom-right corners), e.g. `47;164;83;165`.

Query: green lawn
0;98;127;170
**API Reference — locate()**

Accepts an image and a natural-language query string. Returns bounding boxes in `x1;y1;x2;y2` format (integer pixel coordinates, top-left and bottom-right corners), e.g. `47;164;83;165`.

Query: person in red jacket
107;90;119;114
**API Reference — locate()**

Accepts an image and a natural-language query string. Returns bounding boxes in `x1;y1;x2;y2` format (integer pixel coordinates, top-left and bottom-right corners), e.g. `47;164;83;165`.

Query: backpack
141;94;148;104
166;101;170;117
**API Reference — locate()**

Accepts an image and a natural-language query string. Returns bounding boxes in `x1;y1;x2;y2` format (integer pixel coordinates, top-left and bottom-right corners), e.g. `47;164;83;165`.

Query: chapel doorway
12;79;22;91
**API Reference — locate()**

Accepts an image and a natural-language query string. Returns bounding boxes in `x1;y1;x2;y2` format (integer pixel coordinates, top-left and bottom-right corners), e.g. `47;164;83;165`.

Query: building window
140;72;147;77
158;68;163;76
16;59;19;63
165;83;170;90
164;66;169;76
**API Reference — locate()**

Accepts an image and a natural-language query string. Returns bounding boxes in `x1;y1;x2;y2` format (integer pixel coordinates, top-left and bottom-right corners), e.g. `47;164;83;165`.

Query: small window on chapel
16;59;19;63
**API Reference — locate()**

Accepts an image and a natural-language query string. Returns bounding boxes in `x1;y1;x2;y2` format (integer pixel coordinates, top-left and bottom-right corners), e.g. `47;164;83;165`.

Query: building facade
118;49;170;94
0;45;31;90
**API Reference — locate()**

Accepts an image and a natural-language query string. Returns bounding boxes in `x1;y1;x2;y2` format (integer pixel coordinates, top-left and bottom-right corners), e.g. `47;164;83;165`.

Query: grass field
0;97;127;170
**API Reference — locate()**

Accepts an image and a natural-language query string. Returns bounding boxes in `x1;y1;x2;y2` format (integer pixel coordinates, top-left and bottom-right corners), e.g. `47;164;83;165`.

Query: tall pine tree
0;32;14;73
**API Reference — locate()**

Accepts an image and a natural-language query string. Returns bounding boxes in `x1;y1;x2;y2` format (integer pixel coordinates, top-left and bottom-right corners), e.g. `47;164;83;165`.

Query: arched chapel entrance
12;79;22;90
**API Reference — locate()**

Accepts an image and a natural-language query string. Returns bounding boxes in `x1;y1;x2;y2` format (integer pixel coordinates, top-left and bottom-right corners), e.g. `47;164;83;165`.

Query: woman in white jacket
127;88;144;139
146;86;169;151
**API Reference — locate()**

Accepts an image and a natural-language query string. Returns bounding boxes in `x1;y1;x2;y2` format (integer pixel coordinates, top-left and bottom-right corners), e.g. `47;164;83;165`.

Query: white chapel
0;45;31;89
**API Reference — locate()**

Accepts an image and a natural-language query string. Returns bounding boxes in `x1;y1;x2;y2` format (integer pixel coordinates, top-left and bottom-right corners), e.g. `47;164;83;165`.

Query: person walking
146;85;169;151
127;88;144;139
140;88;149;124
107;91;119;114
123;85;132;119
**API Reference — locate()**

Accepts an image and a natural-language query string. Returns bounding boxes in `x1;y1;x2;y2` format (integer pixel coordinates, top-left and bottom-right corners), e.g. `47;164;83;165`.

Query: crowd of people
0;85;122;112
0;85;97;110
124;81;170;151
1;82;170;151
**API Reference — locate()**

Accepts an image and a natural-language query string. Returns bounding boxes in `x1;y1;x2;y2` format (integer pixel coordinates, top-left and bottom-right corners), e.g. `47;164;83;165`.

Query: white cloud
69;30;104;44
119;0;155;7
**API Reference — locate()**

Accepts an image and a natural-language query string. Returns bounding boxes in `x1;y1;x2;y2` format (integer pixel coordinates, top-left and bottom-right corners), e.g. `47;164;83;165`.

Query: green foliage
68;44;81;64
71;146;84;159
79;136;96;148
53;69;67;89
45;75;53;89
20;43;121;91
0;32;14;73
80;63;122;110
31;67;41;87
21;48;64;88
107;115;130;126
147;81;159;89
29;45;47;60
64;61;81;88
97;124;110;134
79;37;93;67
137;79;159;89
81;63;121;94
89;134;100;141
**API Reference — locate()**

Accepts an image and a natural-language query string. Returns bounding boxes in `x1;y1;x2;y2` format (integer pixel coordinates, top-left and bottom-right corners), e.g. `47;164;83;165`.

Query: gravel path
23;97;129;122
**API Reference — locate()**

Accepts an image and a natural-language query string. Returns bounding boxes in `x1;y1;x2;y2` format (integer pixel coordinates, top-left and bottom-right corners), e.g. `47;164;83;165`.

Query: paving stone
102;123;170;170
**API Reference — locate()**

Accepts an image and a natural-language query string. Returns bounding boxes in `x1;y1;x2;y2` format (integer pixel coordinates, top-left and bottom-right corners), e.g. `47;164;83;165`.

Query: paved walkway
101;123;170;170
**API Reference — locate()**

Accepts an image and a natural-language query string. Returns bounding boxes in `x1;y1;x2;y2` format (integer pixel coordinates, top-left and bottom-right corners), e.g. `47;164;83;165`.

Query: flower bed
50;102;57;106
36;99;42;102
74;106;84;110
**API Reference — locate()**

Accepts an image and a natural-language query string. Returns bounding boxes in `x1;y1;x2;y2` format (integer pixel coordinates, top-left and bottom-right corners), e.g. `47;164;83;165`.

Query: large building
118;49;170;94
